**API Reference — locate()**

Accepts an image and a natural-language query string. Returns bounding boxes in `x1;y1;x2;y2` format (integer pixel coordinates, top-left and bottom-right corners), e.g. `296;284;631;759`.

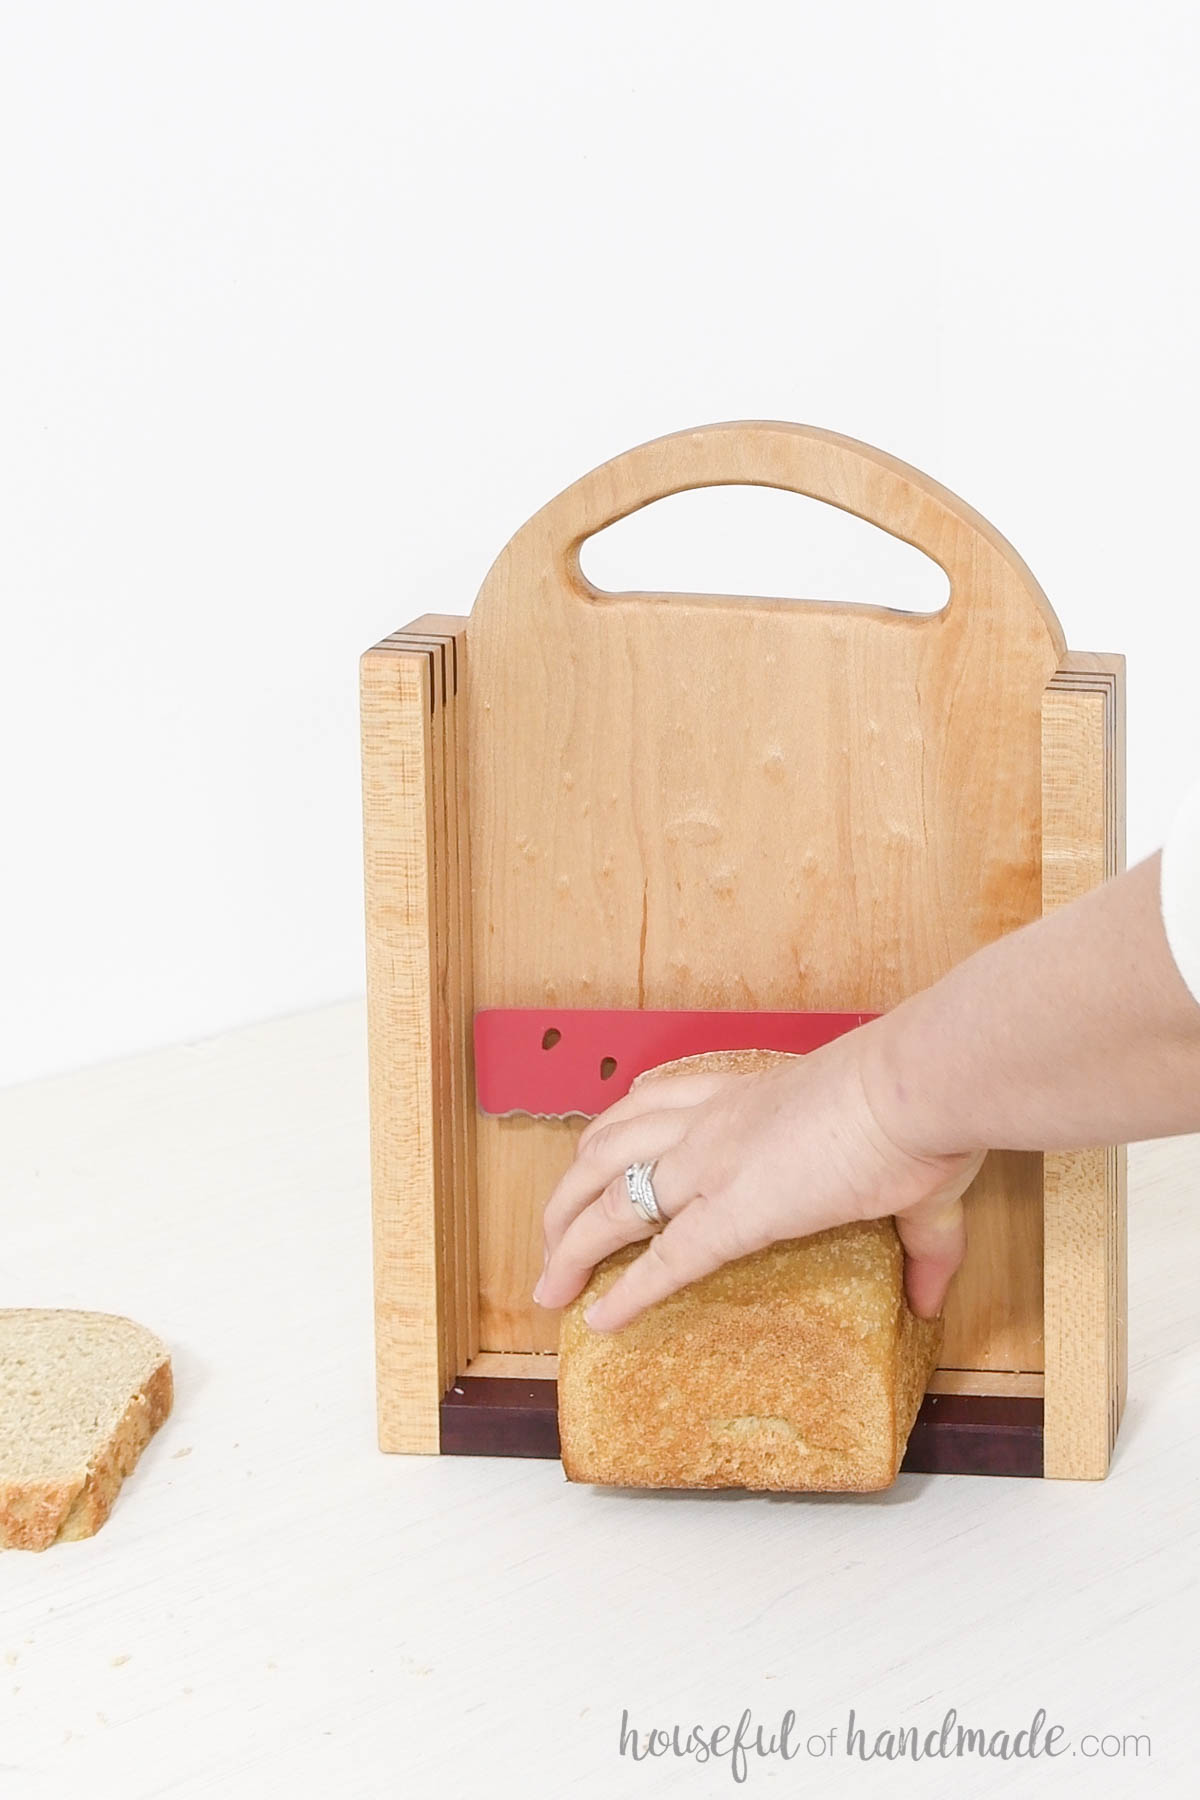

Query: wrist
856;988;979;1163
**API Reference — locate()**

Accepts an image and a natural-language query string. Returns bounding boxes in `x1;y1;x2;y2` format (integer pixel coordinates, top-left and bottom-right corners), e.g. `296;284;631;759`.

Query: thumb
894;1148;985;1318
896;1195;968;1318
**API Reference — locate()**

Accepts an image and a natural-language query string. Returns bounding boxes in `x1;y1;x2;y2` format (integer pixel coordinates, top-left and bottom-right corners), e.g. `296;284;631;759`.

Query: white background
2;0;1197;1088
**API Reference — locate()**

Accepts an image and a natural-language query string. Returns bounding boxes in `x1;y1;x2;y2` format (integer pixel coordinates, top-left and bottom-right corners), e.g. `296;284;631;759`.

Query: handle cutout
577;484;951;615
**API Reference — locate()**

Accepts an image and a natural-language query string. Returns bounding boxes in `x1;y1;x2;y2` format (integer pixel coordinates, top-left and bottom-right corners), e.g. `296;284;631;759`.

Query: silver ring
624;1160;663;1227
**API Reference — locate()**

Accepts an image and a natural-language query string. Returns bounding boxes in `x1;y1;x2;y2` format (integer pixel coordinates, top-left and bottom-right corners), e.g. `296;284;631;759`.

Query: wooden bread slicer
360;420;1126;1482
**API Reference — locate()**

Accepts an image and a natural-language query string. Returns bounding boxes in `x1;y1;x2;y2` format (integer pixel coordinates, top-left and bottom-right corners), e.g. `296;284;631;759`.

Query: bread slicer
360;420;1126;1481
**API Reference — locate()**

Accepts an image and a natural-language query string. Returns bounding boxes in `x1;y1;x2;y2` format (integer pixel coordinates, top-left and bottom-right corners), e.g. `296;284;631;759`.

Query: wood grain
1041;652;1127;1479
360;643;443;1452
465;421;1065;1376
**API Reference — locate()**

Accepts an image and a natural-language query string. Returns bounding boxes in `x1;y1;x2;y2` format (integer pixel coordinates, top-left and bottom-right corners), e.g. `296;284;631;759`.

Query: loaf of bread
0;1309;173;1551
557;1047;942;1492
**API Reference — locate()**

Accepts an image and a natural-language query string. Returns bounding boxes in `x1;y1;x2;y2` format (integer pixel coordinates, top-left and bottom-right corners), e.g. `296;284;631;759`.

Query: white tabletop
1;999;1196;1799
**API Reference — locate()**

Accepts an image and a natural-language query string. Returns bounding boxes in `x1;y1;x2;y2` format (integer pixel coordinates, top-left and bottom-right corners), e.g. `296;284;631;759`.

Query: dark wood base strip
439;1379;1044;1479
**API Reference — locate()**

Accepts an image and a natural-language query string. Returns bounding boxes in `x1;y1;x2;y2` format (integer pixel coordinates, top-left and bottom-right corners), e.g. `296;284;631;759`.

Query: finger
537;1134;702;1308
540;1104;696;1265
581;1189;756;1334
574;1069;735;1154
534;1176;668;1311
896;1196;968;1318
895;1148;983;1317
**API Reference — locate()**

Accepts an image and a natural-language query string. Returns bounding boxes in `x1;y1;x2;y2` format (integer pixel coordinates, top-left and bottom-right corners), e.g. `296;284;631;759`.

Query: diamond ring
624;1161;664;1227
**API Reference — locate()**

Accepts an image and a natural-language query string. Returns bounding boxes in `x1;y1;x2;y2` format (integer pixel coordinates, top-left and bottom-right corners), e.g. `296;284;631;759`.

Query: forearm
860;851;1200;1156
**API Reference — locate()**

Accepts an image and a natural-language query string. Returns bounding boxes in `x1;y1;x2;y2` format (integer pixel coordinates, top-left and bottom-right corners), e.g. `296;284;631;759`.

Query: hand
533;1022;986;1333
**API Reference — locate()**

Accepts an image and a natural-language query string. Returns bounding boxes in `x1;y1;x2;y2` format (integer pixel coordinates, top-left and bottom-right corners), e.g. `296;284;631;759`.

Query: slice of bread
557;1046;942;1492
0;1309;173;1551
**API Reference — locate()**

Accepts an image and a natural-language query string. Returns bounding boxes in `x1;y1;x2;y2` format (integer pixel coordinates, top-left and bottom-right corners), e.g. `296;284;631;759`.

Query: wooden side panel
1041;653;1126;1480
361;643;443;1453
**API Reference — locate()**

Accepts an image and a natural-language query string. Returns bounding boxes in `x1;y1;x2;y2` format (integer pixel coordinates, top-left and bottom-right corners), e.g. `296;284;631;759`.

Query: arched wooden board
465;421;1066;1374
